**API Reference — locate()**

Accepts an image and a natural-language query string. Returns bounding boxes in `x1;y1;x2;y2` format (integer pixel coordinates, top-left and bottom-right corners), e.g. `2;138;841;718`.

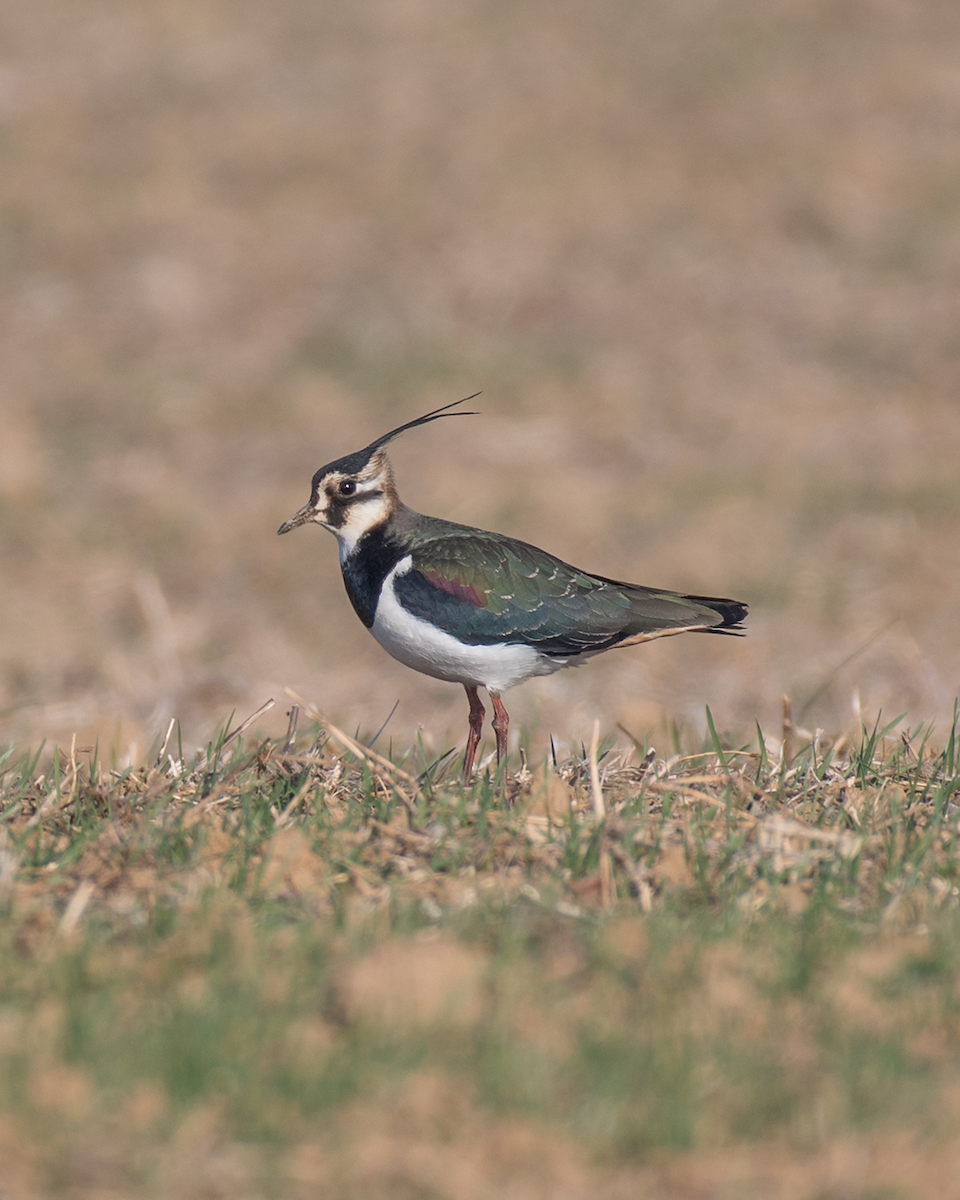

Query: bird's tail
684;594;748;635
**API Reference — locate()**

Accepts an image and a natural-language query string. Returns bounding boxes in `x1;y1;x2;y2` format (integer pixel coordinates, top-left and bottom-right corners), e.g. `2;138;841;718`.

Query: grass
2;706;960;1196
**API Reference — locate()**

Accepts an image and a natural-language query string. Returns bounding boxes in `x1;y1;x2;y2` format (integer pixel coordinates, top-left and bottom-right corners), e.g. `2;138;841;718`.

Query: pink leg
490;692;509;766
463;685;485;778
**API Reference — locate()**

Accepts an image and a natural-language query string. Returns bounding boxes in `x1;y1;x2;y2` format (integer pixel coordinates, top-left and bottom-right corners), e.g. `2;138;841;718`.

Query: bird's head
277;395;479;557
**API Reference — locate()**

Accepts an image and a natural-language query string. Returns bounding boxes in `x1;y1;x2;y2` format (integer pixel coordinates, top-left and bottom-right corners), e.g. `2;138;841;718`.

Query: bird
278;397;747;778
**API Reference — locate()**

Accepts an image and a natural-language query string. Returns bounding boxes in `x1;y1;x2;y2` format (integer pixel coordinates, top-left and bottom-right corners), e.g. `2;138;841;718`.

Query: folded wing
394;531;746;657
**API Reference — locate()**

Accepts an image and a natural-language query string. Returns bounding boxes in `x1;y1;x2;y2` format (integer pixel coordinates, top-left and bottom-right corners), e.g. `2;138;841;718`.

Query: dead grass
0;707;959;1194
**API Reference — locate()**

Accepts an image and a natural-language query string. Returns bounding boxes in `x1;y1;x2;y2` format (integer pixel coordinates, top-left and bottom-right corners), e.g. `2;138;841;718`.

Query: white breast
371;556;564;693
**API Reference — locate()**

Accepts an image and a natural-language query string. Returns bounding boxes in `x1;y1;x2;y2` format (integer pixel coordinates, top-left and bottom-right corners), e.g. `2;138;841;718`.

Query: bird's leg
463;685;485;778
490;692;509;766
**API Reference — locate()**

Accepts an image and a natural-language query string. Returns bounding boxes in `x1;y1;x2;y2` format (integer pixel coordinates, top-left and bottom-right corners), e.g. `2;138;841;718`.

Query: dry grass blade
588;719;605;820
781;694;794;767
644;779;758;822
284;689;421;792
759;814;863;861
324;723;421;795
284;704;300;752
654;774;732;786
221;698;276;750
58;879;95;936
154;717;177;769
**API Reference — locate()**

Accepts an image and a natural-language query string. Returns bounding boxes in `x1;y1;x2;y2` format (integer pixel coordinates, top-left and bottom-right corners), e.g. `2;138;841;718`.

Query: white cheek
333;495;391;560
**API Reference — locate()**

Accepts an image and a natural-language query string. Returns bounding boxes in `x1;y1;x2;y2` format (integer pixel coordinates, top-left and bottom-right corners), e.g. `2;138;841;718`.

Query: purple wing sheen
420;569;489;609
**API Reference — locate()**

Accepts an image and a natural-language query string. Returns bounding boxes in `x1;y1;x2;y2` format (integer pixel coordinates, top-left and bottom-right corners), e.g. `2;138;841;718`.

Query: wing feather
393;530;740;656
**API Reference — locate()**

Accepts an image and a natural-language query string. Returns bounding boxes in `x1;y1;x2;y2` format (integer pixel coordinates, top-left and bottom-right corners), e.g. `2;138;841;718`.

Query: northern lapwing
279;398;747;777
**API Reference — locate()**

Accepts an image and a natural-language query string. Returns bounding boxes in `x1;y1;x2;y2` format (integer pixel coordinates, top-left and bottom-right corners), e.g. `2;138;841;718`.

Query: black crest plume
307;396;480;484
362;393;480;457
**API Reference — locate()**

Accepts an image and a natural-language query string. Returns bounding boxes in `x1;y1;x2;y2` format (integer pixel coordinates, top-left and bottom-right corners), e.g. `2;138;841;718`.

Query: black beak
277;502;315;535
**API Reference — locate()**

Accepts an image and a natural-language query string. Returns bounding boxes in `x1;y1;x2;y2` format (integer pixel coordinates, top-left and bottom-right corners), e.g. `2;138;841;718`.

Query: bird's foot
463;685;485;778
490;692;509;765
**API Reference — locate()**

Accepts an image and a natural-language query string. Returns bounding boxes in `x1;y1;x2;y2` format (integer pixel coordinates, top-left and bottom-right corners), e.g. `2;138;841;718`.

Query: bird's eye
338;479;357;496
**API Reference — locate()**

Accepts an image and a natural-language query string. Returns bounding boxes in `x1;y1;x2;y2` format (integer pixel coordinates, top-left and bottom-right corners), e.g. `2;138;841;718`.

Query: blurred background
1;0;959;764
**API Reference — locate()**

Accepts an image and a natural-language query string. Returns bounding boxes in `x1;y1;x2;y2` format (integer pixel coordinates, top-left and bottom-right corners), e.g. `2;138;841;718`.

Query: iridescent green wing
396;529;719;654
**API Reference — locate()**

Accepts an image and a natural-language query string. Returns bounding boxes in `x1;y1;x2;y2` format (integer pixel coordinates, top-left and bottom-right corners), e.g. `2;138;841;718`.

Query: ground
3;2;960;1194
1;710;959;1196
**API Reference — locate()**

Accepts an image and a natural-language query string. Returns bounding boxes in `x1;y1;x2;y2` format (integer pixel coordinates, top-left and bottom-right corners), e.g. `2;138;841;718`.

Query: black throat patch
339;522;407;628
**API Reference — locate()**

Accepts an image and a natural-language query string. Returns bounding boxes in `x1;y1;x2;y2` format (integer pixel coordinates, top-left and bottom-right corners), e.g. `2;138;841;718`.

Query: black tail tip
717;599;749;628
690;595;749;633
